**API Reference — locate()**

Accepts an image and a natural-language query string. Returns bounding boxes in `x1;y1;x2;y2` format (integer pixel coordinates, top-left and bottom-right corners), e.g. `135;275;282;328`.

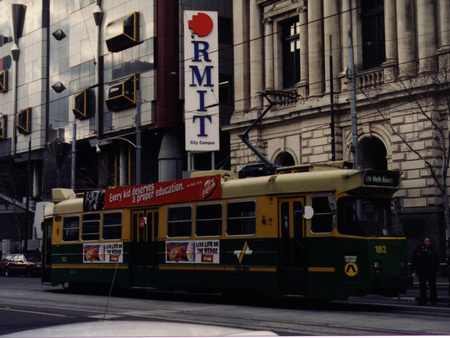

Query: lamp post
71;118;76;190
348;25;359;169
136;90;141;185
93;135;140;185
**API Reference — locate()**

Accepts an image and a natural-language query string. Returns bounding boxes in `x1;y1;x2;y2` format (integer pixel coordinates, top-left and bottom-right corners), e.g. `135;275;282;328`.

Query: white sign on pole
184;11;220;152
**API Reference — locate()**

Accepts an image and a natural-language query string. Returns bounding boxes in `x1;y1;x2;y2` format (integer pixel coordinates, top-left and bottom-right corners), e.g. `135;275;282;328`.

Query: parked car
0;253;41;277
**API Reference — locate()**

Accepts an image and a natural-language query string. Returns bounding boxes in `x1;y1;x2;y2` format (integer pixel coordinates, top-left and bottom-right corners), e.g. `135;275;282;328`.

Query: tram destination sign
104;175;221;209
363;171;399;187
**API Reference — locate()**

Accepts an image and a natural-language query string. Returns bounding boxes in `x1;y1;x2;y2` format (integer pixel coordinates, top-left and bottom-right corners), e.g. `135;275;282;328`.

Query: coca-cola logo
201;176;219;200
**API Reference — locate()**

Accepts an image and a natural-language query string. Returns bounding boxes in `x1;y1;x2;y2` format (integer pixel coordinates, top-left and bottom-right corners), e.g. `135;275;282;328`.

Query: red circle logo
200;176;219;200
188;13;213;37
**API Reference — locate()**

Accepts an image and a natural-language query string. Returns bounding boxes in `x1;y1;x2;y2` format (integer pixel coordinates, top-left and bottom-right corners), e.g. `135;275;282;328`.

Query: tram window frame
62;215;80;242
310;194;335;234
195;203;223;237
102;212;122;240
226;200;256;236
81;213;100;241
167;205;192;238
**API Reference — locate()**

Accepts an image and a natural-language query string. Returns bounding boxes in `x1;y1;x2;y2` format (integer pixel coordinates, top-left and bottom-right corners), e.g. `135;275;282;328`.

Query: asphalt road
0;276;449;336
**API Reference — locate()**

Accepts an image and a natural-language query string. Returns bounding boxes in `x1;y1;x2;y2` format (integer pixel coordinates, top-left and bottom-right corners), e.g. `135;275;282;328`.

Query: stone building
226;0;450;258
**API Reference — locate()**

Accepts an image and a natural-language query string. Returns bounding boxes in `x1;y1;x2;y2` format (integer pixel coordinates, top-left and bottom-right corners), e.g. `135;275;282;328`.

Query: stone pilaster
250;0;264;108
264;18;274;90
308;0;324;96
417;0;437;73
396;0;416;77
324;0;341;93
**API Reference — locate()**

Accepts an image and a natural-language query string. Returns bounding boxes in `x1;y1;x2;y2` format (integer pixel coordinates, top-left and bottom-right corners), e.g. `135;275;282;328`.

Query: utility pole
348;25;359;169
71;118;76;190
24;137;31;252
136;90;141;185
329;35;335;161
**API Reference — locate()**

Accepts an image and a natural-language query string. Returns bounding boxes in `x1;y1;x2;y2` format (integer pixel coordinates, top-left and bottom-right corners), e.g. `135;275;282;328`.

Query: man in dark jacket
411;237;440;305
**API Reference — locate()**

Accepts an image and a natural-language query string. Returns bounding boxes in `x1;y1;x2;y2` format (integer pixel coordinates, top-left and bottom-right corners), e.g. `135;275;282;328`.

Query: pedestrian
410;237;440;305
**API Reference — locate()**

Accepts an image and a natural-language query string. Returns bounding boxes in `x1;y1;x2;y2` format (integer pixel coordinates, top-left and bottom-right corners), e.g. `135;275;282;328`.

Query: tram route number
374;245;387;254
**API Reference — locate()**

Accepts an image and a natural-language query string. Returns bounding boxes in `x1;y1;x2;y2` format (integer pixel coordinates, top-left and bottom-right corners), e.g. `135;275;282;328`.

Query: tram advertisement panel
166;240;220;264
104;175;221;209
83;242;123;263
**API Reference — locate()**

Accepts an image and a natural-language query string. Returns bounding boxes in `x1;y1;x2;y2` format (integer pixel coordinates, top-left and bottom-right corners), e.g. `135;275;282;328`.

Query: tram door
131;209;159;287
41;217;53;284
279;197;306;294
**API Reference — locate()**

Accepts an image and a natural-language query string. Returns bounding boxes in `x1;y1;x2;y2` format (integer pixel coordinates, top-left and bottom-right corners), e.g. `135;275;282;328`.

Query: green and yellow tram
42;162;411;300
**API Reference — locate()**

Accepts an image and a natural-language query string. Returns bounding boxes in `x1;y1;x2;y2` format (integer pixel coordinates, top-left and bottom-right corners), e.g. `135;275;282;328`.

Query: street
0;276;449;336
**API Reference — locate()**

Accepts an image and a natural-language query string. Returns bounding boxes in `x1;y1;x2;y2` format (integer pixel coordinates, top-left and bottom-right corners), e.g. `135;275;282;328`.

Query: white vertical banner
184;11;220;151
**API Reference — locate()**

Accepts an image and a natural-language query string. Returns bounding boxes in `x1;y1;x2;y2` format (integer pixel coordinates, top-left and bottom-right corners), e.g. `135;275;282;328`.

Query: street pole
136;89;141;185
329;35;335;161
348;25;359;169
24;137;31;252
71;118;76;190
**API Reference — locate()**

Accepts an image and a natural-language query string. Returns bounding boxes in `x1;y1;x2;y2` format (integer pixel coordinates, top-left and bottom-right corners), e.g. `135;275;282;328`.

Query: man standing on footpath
411;237;440;305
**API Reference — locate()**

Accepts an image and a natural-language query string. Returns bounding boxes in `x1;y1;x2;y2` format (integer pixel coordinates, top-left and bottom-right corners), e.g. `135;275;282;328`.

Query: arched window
359;137;387;170
274;151;295;167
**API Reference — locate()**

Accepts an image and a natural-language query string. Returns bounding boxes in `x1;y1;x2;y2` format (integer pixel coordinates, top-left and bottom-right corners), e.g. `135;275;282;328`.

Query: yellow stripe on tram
52;264;128;270
308;267;335;273
158;265;276;272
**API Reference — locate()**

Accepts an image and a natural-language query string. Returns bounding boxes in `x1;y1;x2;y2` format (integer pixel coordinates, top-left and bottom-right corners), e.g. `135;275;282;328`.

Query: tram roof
220;168;387;199
51;165;399;214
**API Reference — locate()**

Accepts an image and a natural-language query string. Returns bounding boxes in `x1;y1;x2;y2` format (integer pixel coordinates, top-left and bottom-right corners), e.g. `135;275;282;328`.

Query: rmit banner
184;11;220;151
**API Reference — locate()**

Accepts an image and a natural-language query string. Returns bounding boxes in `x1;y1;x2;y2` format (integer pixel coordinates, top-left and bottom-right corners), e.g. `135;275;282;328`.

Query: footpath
347;275;450;308
406;275;450;305
384;275;449;307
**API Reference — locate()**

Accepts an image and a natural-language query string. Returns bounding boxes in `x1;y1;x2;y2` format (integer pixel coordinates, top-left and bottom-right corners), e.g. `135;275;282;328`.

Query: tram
41;161;411;300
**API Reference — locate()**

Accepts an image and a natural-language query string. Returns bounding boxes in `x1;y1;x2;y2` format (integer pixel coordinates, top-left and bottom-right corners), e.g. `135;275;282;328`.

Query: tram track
107;299;449;336
91;292;450;336
1;278;450;336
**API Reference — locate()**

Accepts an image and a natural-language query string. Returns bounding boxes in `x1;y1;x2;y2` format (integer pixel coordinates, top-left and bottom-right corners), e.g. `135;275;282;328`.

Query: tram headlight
374;261;381;274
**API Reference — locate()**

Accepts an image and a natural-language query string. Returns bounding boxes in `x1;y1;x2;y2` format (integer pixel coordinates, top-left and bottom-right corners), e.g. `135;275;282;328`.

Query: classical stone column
264;18;274;90
341;0;351;70
437;0;450;71
308;0;324;96
233;0;250;112
438;0;450;50
384;0;398;64
396;0;416;77
324;0;341;93
417;0;437;72
299;6;308;85
250;0;264;108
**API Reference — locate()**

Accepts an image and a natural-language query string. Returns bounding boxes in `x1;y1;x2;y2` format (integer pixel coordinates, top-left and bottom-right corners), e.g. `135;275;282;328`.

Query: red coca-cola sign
200;176;219;200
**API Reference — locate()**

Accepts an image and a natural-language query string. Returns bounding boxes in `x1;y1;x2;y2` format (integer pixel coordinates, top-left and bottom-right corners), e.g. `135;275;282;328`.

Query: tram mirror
394;197;404;213
303;206;314;220
328;195;337;211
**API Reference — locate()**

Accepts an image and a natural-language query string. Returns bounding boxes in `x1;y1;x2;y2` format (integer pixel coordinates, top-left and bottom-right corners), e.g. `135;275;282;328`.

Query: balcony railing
356;68;384;89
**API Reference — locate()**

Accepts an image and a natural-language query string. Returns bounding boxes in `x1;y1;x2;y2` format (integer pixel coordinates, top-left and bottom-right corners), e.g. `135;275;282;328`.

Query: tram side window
196;203;222;237
82;213;100;241
103;212;122;240
226;201;256;236
62;216;80;241
167;206;192;237
310;195;334;233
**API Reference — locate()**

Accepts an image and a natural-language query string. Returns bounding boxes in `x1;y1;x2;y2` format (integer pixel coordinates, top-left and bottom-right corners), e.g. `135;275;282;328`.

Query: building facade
227;0;450;259
0;0;233;251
